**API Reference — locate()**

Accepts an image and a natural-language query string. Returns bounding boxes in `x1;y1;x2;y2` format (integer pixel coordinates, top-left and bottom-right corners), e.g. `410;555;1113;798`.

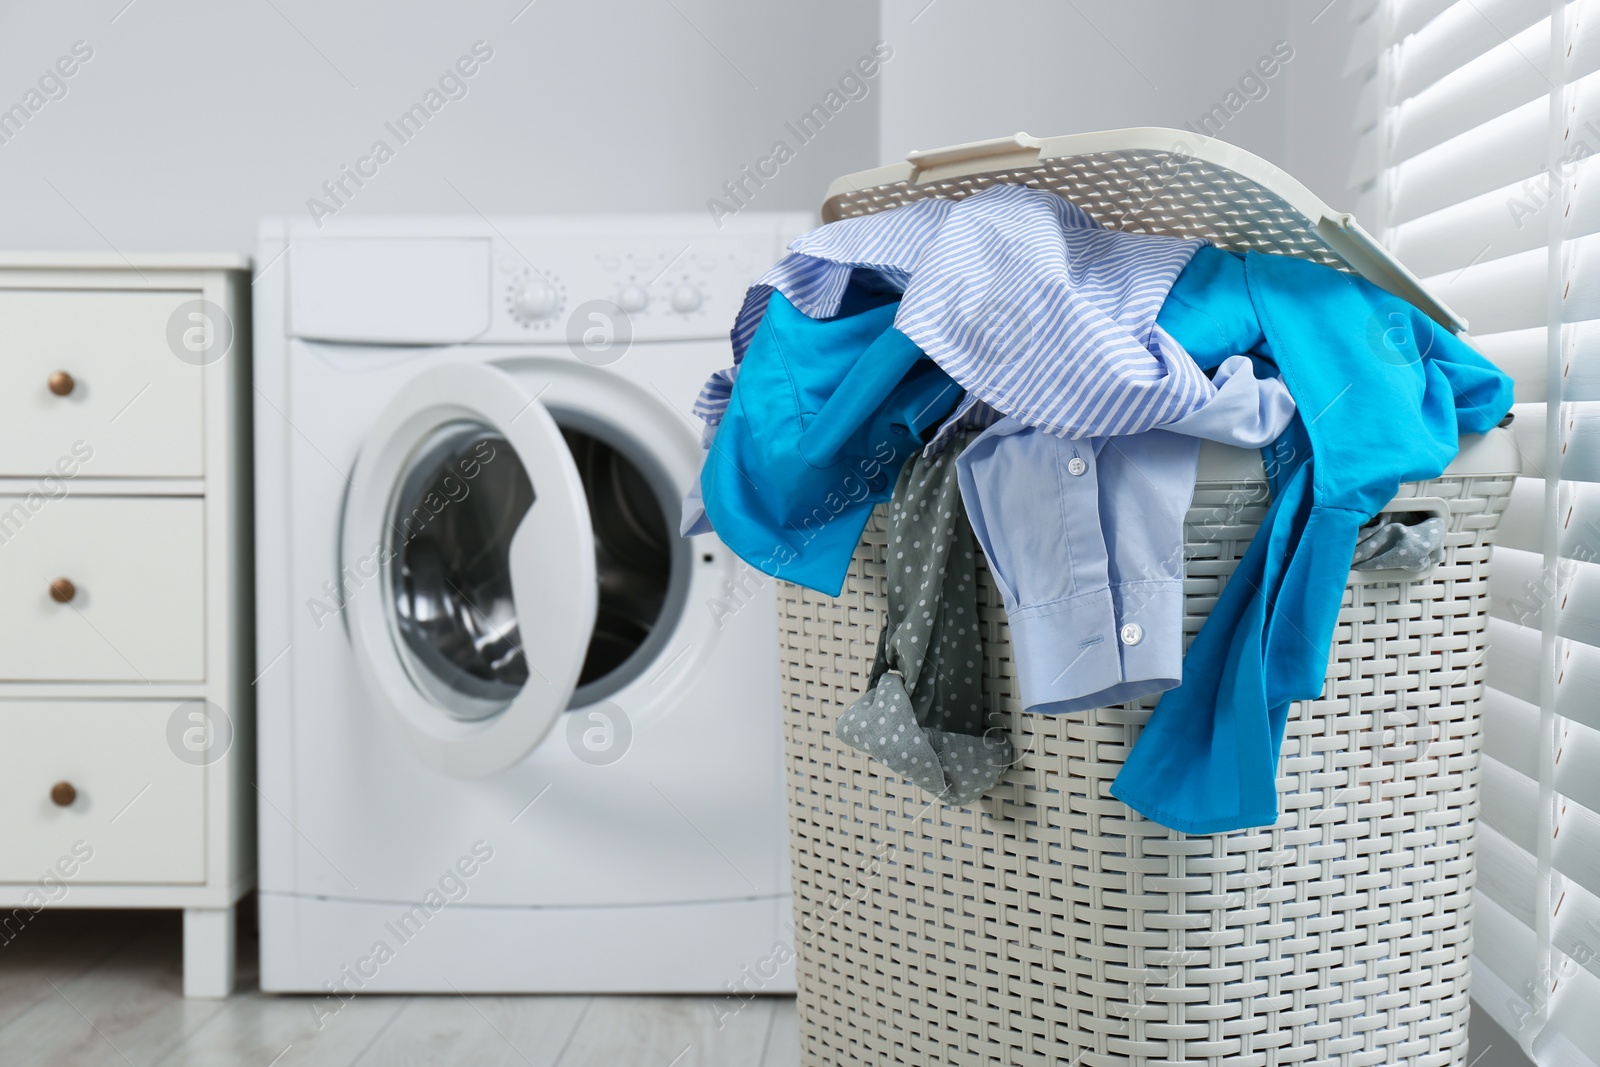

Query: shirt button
1067;456;1088;477
1120;622;1143;646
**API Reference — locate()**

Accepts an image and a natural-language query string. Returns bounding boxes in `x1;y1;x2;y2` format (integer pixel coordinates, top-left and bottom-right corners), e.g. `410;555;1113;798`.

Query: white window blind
1378;0;1600;1063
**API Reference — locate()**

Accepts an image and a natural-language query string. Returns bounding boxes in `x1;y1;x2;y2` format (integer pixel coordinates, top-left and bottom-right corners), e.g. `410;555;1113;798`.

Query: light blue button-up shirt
956;354;1296;717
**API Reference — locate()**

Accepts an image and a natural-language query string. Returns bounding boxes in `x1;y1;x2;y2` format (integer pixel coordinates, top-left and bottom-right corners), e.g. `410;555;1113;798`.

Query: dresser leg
183;905;236;998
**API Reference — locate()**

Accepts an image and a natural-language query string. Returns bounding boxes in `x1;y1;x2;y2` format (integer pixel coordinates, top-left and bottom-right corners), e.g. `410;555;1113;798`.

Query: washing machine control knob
670;283;702;313
512;279;562;320
616;283;649;314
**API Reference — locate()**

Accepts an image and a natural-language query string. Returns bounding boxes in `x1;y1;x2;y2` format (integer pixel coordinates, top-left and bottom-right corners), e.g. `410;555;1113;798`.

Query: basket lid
821;128;1465;334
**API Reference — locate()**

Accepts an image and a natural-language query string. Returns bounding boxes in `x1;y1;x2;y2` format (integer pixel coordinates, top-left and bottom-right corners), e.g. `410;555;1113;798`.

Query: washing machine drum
342;362;679;778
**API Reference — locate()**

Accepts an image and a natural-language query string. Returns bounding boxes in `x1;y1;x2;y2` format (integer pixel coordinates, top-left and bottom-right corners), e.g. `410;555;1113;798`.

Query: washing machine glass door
343;362;598;778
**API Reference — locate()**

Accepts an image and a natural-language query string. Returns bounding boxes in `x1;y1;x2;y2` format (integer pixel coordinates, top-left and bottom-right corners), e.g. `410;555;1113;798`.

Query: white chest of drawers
0;254;254;997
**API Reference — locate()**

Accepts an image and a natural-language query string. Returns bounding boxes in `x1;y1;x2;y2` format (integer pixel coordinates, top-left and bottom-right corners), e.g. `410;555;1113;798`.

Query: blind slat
1506;400;1600;485
1573;154;1600;249
1486;678;1546;777
1491;543;1600;643
1483;753;1544;848
1423;246;1546;334
1558;478;1600;562
1394;0;1549;98
1472;328;1551;401
1392;0;1459;44
1485;626;1600;738
1559;555;1600;646
1497;475;1557;552
1474;888;1543;994
1552;876;1600;987
1490;542;1550;625
1497;476;1600;557
1488;613;1547;699
1544;965;1600;1066
1567;229;1600;323
1554;797;1600;902
1480;764;1600;922
1555;726;1600;824
1391;17;1552;164
1394;174;1553;276
1395;59;1600;271
1479;821;1543;926
1555;636;1600;731
1574;0;1600;81
1390;94;1549;222
1473;322;1600;403
1569;320;1600;401
1577;60;1600;123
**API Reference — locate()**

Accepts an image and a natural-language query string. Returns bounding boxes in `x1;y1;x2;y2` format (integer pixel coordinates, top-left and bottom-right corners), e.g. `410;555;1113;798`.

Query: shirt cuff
1008;579;1183;715
679;477;711;536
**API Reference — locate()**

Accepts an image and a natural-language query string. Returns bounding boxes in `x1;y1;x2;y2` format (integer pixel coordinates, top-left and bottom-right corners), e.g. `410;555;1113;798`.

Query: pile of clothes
683;184;1513;834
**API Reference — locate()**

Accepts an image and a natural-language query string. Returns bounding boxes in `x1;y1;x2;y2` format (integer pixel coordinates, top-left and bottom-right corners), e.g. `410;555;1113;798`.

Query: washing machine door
343;362;597;778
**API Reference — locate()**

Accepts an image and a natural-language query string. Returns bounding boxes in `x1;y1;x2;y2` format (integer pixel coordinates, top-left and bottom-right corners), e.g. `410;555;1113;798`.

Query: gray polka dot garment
835;432;1012;807
1351;514;1446;571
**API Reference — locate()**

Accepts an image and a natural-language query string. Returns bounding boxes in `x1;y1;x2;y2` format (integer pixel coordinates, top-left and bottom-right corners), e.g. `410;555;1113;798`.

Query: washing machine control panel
487;226;801;344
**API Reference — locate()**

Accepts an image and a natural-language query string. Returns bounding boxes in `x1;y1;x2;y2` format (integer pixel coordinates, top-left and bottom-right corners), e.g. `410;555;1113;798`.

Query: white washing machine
252;213;810;994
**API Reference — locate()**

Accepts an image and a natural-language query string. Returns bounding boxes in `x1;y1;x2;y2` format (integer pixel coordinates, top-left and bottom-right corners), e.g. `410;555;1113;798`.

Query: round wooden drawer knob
50;781;76;807
49;578;77;604
48;371;75;397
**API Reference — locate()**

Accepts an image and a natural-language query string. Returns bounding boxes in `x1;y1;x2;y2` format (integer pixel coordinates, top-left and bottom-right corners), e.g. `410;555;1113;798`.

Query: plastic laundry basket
774;130;1522;1067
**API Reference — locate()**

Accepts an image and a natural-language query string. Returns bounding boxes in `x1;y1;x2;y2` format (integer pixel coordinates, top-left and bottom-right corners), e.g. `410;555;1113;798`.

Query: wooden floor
0;908;798;1067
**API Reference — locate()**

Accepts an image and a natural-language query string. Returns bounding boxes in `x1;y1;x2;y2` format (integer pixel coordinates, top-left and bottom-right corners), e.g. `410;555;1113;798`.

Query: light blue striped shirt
694;183;1210;449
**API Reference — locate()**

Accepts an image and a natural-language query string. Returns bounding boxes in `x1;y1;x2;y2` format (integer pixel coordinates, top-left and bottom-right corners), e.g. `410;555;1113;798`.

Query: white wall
0;0;1384;254
877;2;1291;176
875;0;1372;215
0;0;882;253
1283;0;1382;216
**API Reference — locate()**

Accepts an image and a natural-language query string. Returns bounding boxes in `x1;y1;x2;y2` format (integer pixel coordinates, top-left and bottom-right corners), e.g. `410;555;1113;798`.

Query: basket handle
1315;214;1468;334
905;133;1044;180
1348;496;1452;587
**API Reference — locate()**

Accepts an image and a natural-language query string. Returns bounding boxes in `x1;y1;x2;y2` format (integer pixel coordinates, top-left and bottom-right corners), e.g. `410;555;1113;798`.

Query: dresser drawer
0;288;205;477
0;497;205;682
0;701;205;884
